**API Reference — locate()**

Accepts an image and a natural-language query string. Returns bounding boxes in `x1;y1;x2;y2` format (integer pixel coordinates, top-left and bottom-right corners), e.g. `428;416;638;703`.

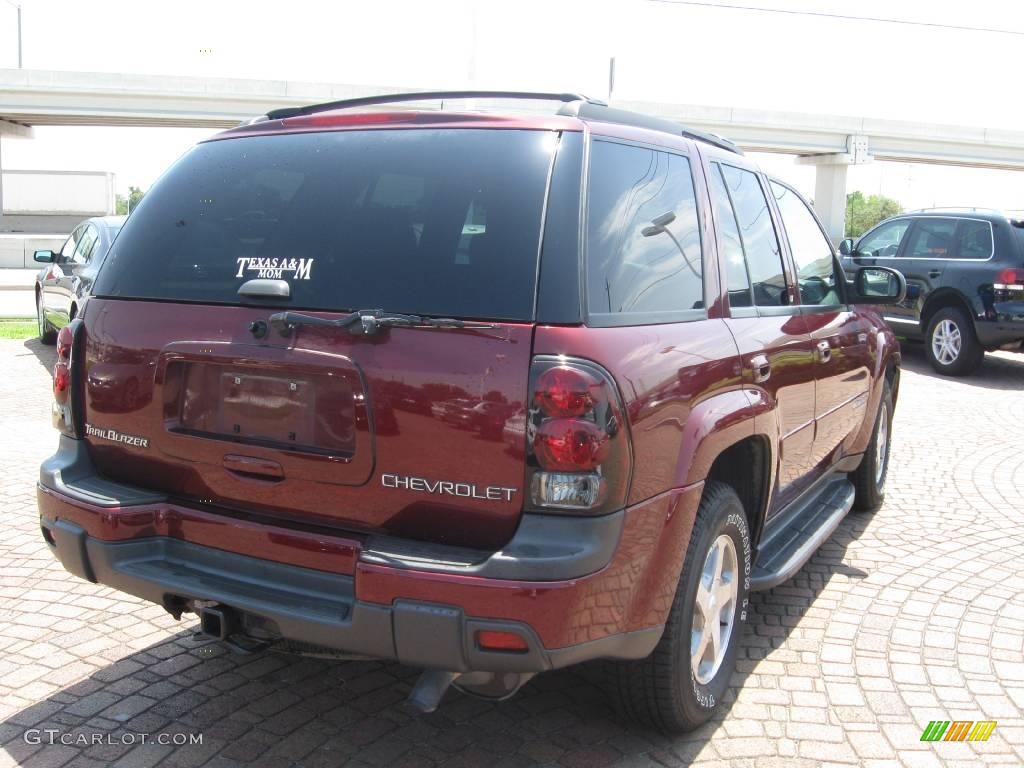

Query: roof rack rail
259;90;742;156
265;90;606;121
910;206;1003;214
558;101;743;155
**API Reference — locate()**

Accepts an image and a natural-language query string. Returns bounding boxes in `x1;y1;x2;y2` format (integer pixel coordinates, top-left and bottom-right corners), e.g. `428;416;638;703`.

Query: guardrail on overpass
3;68;1024;242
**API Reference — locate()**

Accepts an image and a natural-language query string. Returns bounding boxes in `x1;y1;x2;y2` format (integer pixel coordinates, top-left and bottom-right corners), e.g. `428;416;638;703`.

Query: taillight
56;325;73;359
525;356;632;514
52;320;82;437
993;268;1024;291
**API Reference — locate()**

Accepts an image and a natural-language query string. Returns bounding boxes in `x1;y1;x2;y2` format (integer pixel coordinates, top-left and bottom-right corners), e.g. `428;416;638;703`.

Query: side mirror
838;238;855;256
33;250;56;264
851;266;906;304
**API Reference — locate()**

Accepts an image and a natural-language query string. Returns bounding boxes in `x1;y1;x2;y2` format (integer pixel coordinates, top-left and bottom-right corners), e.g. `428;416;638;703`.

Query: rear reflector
476;630;529;653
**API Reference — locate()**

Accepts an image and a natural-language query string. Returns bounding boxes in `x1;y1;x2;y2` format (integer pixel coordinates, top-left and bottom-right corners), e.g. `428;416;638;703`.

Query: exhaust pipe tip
405;669;457;714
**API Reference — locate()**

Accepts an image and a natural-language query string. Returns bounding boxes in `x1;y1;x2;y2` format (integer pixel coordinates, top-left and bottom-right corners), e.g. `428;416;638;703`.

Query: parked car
840;209;1024;375
38;91;904;733
33;216;126;344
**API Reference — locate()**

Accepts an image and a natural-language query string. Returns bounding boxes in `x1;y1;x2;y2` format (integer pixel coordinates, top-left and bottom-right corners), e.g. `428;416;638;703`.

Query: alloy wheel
875;402;889;486
690;534;738;685
931;319;961;365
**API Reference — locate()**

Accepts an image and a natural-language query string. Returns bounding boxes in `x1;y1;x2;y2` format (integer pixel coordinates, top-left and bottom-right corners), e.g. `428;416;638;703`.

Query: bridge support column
797;134;872;245
812;163;848;245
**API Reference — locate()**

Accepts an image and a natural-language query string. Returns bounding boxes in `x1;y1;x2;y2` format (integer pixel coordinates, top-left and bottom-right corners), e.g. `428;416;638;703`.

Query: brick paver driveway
1;338;1022;768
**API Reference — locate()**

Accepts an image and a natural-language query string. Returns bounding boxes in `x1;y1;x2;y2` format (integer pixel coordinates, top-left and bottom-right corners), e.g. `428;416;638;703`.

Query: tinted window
94;129;556;320
60;225;84;261
586;141;703;316
708;163;752;308
955;220;993;259
719;165;787;307
857;219;910;257
72;225;99;265
905;218;957;258
770;181;840;306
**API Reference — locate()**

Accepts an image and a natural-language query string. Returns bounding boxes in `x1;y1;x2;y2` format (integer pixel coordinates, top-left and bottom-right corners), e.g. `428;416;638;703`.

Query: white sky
2;0;1024;210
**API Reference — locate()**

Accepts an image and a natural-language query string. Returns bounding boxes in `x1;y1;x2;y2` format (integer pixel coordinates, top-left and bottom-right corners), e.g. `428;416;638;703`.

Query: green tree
115;185;146;215
845;191;902;238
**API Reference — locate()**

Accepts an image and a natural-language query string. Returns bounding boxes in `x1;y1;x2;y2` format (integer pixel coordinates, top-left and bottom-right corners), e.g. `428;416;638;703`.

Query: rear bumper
40;518;660;673
976;301;1024;348
39;435;702;671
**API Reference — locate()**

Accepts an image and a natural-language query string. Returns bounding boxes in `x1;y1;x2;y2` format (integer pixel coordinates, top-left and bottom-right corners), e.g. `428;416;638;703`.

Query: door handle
816;341;832;363
750;354;771;383
928;269;942;279
223;454;285;482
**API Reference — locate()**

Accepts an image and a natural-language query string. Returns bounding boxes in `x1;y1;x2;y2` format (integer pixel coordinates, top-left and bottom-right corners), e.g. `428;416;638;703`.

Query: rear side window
905;218;957;258
719;165;788;307
708;163;752;308
94;129;556;320
586;141;703;319
954;220;994;259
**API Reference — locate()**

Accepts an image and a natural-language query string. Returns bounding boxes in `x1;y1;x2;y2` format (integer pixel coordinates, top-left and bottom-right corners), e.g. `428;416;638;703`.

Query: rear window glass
94;129;557;320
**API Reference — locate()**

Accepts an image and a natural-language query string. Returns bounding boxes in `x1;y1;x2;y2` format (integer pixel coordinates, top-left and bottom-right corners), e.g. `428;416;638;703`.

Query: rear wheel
925;307;983;376
851;380;893;512
608;482;751;733
37;294;56;345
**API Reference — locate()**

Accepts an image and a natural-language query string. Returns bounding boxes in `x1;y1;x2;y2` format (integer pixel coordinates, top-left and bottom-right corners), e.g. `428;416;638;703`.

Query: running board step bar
750;478;855;591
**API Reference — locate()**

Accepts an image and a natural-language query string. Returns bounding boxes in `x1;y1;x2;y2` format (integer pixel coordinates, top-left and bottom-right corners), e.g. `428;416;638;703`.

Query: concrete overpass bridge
4;67;1024;242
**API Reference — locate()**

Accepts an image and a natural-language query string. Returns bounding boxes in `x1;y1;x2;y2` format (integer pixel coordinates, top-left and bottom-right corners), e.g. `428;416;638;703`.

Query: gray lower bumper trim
41;520;661;673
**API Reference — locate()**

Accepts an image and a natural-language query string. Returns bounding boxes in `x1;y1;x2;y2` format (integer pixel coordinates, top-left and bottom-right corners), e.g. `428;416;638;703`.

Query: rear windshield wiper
269;309;496;337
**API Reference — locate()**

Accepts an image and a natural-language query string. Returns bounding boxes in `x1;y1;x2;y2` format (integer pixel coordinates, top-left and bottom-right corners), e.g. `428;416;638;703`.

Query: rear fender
673;388;775;490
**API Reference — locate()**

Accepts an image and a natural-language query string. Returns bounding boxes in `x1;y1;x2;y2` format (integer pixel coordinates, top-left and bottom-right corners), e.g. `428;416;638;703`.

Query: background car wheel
851;380;893;513
607;482;751;733
36;295;57;345
924;307;983;376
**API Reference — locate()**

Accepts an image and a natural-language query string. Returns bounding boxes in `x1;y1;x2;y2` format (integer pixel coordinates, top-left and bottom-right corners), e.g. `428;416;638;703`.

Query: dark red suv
38;91;905;732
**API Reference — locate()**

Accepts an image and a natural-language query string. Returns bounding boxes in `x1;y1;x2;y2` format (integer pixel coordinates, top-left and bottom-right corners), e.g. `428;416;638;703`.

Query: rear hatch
83;123;564;549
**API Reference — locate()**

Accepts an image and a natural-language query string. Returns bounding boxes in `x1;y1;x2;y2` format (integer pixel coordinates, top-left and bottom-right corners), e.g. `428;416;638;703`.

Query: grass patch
0;321;37;340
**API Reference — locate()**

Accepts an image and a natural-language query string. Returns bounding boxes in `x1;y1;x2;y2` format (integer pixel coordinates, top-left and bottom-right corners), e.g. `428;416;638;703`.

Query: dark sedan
34;216;125;343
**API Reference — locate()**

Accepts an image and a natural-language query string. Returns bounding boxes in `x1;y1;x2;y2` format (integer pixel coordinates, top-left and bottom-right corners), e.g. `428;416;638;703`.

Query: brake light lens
525;356;632;514
52;320;82;437
56;325;73;360
534;366;600;418
53;363;70;403
534;418;609;471
994;268;1024;290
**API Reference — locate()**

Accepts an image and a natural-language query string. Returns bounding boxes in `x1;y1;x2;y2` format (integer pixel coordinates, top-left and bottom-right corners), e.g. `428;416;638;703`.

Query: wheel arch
920;288;978;332
704;434;772;547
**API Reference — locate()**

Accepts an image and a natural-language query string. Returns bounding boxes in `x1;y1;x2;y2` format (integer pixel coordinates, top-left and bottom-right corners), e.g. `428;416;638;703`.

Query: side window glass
708;163;752;308
719;165;787;307
586;140;703;315
954;220;993;259
770;181;840;306
60;226;83;262
72;226;99;265
904;218;957;258
856;219;911;258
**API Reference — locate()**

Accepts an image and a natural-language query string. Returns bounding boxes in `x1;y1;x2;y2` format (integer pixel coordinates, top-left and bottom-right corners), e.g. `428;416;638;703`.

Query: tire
37;294;57;345
850;380;893;513
607;482;752;733
924;306;983;376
